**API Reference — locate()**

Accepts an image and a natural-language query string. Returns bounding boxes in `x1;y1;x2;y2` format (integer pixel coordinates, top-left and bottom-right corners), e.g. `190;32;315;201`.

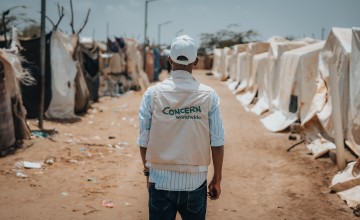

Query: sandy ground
0;70;358;220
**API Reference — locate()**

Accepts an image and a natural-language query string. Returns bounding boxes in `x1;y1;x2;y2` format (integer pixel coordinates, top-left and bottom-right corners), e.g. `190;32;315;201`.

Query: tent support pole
39;0;46;130
329;62;346;170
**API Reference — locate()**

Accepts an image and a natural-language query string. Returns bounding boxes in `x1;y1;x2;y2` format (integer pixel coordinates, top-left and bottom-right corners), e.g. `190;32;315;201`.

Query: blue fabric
153;48;161;81
148;181;207;220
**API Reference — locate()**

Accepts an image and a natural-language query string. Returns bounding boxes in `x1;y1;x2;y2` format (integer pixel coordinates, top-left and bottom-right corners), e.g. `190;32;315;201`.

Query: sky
2;0;360;46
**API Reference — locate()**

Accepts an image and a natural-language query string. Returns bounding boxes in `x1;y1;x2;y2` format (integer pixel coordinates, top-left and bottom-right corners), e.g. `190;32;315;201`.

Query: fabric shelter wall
45;30;77;119
236;42;269;106
0;51;16;150
217;47;231;81
0;47;31;150
260;41;324;132
315;28;352;139
346;28;360;155
19;33;52;119
227;44;247;91
251;41;307;115
211;48;222;78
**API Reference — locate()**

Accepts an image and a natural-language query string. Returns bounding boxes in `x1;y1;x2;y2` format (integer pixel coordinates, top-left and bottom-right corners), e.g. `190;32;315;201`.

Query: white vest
146;71;213;172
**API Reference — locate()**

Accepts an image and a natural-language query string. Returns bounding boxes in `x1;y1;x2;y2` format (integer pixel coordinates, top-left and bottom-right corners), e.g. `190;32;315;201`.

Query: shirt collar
169;70;195;80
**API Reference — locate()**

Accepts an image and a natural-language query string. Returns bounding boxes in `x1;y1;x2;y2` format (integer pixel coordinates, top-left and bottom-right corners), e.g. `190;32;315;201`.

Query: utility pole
143;0;158;70
158;20;172;46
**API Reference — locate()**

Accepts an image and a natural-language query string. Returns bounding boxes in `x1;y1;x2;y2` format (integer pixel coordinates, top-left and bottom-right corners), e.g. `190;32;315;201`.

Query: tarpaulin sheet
235;42;269;106
212;48;222;79
235;42;268;95
250;52;269;115
301;28;352;157
261;41;324;132
330;162;360;208
227;44;247;91
45;30;77;119
346;28;360;156
253;41;307;116
316;28;352;138
0;50;16;150
216;47;231;81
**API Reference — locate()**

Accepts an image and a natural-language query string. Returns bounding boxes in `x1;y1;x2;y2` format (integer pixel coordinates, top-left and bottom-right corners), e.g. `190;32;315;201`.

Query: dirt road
0;70;356;219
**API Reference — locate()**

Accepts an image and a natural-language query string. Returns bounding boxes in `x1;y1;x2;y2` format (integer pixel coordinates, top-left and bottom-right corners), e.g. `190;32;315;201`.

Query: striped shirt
138;71;224;191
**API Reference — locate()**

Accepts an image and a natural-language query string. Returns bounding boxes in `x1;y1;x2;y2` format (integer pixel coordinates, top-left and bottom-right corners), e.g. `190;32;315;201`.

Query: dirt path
0;70;356;220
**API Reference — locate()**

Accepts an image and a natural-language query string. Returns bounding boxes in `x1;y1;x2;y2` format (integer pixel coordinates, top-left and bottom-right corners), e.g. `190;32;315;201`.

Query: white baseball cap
170;35;198;65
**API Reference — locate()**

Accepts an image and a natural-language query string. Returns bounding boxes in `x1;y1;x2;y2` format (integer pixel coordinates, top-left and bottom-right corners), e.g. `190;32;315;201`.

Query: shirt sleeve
208;90;225;147
137;87;154;148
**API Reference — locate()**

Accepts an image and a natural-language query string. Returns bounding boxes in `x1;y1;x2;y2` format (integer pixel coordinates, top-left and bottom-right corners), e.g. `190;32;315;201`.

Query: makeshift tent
226;44;247;90
226;44;247;91
0;51;16;151
260;41;324;132
251;40;307;116
145;47;155;82
73;35;91;115
330;161;360;208
79;37;101;102
125;38;150;91
346;28;360;156
235;42;269;105
233;51;247;93
19;33;52;118
215;47;231;81
299;28;352;157
235;42;268;95
316;28;352;138
45;30;77;119
80;43;100;102
0;37;31;152
211;48;222;79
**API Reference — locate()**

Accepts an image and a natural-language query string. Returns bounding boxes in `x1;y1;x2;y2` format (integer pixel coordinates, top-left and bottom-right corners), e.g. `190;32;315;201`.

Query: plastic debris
61;192;69;196
87;177;97;182
13;161;24;169
31;131;49;138
118;141;129;147
92;136;101;140
24;161;42;169
101;199;114;208
45;158;55;164
15;170;28;178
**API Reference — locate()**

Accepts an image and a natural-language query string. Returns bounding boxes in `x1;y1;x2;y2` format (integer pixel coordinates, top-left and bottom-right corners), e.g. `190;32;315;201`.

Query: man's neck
172;66;192;73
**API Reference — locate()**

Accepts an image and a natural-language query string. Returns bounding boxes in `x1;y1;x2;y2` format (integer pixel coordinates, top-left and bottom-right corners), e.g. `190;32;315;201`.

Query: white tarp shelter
301;28;352;158
346;28;360;156
235;42;269;106
330;161;360;208
251;40;306;115
315;28;352;139
45;30;77;119
216;47;232;81
227;44;247;91
260;41;324;132
212;48;222;79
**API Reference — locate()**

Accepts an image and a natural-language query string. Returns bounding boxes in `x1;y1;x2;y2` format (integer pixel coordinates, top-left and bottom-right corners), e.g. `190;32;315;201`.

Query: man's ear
194;57;199;66
168;56;173;65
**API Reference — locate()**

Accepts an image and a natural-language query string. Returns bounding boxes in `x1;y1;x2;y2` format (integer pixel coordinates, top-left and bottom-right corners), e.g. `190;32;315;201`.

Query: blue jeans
148;181;207;220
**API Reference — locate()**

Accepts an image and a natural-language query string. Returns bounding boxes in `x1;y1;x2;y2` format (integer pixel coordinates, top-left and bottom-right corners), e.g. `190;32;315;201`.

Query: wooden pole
39;0;46;130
